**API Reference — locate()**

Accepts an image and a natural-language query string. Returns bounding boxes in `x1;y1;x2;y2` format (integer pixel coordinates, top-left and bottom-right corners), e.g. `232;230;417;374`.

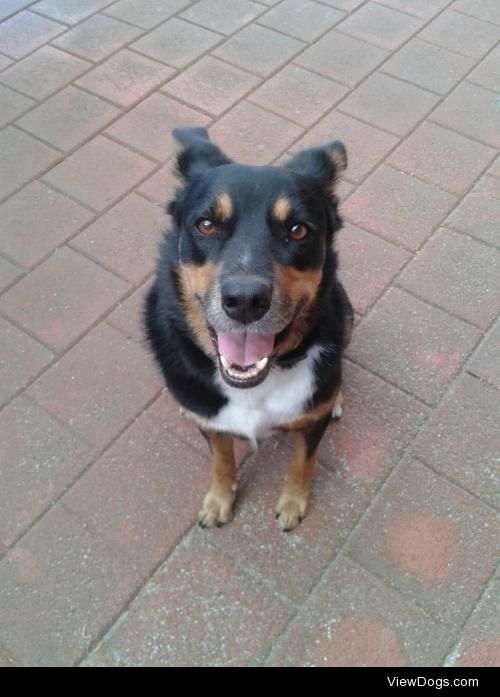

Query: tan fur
198;431;236;528
213;192;233;221
279;388;340;432
274;263;322;356
276;430;318;531
275;264;322;305
178;263;217;356
272;196;291;222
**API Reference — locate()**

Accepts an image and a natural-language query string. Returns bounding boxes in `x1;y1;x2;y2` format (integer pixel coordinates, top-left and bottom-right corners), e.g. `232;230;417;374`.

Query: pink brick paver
0;0;498;667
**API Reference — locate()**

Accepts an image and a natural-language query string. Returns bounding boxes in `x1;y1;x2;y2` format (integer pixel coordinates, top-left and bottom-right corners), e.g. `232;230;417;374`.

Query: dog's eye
289;223;309;241
196;218;217;236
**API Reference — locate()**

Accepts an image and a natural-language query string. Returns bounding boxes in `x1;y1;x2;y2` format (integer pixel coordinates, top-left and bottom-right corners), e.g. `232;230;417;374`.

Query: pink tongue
217;332;274;367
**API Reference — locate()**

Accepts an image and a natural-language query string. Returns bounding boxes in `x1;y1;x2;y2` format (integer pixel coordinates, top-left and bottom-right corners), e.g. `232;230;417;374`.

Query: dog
145;127;354;532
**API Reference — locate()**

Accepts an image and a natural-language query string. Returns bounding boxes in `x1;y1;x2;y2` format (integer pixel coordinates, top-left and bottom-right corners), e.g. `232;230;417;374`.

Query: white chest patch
205;347;321;442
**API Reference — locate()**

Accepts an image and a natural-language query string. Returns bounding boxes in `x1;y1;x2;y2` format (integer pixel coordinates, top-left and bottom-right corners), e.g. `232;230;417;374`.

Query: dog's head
169;127;347;389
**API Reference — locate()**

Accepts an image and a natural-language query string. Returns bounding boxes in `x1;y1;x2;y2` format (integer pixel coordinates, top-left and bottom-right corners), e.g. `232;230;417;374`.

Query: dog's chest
207;348;320;441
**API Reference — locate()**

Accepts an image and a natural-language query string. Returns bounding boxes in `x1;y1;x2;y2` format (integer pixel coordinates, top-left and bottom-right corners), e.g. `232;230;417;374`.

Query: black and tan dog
145;127;353;532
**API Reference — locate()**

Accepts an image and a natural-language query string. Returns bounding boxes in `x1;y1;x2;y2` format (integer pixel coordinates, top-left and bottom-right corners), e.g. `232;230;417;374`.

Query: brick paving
0;0;498;667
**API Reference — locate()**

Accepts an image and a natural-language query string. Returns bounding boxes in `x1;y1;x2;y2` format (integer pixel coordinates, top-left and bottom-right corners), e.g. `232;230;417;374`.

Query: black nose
221;278;272;324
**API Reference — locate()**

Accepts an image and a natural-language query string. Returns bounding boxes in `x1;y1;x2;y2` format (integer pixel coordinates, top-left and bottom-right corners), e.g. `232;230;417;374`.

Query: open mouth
211;330;275;388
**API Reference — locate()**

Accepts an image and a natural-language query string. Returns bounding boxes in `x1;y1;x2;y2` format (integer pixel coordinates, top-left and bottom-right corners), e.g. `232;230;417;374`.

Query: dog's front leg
198;430;236;528
276;414;331;532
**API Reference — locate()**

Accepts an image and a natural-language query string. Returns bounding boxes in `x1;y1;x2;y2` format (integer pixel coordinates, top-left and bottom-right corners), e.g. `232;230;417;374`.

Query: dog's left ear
285;141;347;198
172;127;231;182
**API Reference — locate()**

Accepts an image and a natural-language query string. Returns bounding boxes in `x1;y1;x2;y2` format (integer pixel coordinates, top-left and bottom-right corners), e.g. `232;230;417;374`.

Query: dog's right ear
172;127;231;182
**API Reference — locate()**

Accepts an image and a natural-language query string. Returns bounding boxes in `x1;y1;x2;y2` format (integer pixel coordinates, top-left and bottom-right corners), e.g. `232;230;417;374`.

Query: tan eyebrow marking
213;192;233;221
273;196;291;222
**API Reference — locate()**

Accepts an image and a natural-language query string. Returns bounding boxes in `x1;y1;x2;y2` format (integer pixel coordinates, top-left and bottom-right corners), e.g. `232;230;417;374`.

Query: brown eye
196;218;217;235
289;223;309;241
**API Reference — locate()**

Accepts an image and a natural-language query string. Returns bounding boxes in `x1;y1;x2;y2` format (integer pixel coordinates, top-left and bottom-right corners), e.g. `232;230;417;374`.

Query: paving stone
467;318;500;389
0;46;90;100
489;156;500;178
0;84;35;127
346;460;500;625
322;0;365;9
0;395;94;547
213;23;304;77
106;278;152;343
0;256;22;292
342;165;457;250
27;323;161;449
0;504;142;666
63;412;208;576
248;65;347;128
296;29;388;87
259;0;344;42
163;55;260;117
375;0;450;19
132;18;221;68
42;135;155;211
209;101;303;165
340;72;440;137
0;10;65;59
448;573;500;667
77;49;174;108
382;38;474;95
450;0;500;26
269;556;451;666
398;228;500;329
419;10;500;59
137;161;178;204
83;535;293;666
181;0;263;36
17;85;120;151
51;14;142;62
347;287;480;404
0;0;38;21
292;110;399;182
71;192;165;284
337;2;422;49
104;0;191;30
413;373;500;509
0;127;60;202
337;223;409;314
0;55;13;72
0;247;130;352
388;122;496;196
0;181;93;268
32;0;114;24
318;361;429;482
0;316;54;408
106;93;210;160
445;175;500;248
468;46;500;93
432;81;500;150
145;387;208;454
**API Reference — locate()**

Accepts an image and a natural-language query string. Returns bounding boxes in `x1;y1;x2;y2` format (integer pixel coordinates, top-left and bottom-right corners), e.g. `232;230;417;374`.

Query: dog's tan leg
276;414;331;532
198;430;236;528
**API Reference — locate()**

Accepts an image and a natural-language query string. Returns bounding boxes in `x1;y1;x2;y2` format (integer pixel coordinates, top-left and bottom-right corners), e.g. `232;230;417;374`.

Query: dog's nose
221;278;272;324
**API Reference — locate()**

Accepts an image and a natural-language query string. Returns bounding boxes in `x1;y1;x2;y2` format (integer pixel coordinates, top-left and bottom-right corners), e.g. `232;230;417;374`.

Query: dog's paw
275;493;308;532
198;487;236;529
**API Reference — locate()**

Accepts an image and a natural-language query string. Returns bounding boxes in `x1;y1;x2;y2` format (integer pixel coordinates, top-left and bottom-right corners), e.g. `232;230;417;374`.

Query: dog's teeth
256;357;268;370
220;355;231;369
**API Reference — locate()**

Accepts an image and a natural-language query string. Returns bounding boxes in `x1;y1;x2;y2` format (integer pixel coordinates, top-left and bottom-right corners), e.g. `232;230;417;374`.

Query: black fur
145;128;353;425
